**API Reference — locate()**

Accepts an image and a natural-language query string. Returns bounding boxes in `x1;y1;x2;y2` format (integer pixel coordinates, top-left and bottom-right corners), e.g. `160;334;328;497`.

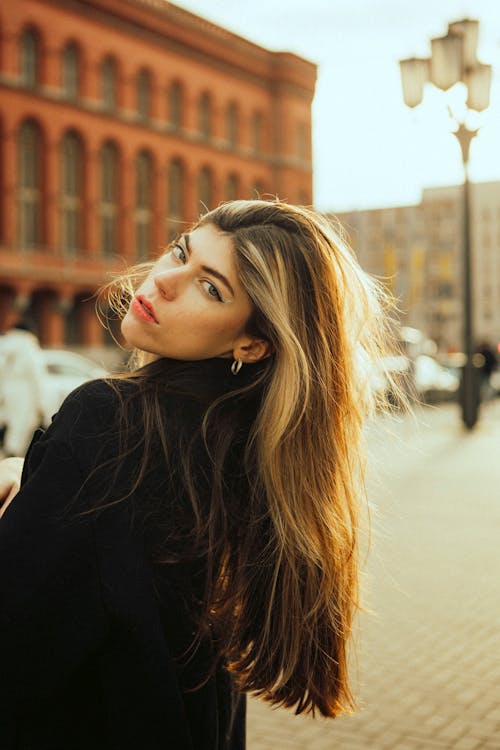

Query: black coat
0;358;262;750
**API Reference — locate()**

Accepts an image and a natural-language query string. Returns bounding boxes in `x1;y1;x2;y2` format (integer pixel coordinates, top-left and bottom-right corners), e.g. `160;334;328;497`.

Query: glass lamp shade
466;62;492;111
399;57;430;108
430;33;464;90
448;19;479;68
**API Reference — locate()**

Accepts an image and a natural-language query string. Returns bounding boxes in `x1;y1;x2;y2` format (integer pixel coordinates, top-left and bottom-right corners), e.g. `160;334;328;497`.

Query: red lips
132;296;159;324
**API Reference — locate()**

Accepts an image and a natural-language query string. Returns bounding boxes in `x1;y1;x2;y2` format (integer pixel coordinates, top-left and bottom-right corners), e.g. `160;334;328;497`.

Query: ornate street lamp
399;18;492;430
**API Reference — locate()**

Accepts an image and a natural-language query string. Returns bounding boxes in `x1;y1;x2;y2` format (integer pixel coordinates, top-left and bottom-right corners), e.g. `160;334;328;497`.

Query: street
247;400;500;750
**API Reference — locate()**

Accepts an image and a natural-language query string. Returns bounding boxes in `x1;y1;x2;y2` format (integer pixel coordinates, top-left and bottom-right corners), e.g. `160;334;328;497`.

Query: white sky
174;0;500;212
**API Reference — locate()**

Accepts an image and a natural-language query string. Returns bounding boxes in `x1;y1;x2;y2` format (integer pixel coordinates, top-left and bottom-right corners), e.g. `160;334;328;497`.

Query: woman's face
121;223;255;361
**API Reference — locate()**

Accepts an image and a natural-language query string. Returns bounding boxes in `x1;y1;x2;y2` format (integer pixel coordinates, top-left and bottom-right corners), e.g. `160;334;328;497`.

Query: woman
0;200;396;749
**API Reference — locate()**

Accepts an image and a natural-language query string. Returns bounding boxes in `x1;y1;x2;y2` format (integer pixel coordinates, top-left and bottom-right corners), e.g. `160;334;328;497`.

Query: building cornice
45;0;316;97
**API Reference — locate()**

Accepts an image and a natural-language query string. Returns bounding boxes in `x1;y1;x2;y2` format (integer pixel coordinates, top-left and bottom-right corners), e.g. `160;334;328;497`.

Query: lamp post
399;19;492;430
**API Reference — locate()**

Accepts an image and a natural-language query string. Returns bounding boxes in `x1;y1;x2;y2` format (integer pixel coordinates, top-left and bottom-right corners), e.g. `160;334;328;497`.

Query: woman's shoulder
64;376;136;408
31;378;141;482
57;376;130;414
50;377;138;443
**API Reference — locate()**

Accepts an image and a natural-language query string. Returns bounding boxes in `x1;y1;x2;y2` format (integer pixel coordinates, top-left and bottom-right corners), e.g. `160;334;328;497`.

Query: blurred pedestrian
0;321;44;457
476;341;497;400
0;200;402;749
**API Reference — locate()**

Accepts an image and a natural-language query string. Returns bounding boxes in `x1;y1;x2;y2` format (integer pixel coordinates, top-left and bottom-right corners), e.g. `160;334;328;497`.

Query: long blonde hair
103;200;399;717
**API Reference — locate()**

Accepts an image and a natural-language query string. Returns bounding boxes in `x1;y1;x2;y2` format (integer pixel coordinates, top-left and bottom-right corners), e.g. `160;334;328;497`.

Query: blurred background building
0;0;316;357
335;179;500;353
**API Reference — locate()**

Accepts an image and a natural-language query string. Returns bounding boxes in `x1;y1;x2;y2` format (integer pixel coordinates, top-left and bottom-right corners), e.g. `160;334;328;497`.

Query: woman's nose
153;268;183;300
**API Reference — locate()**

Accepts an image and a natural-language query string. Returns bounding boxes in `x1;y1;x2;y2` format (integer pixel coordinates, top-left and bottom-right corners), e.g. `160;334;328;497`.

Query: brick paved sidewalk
247;400;500;750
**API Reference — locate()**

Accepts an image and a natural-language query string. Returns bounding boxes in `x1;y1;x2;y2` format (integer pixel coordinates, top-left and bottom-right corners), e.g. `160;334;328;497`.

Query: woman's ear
233;336;273;363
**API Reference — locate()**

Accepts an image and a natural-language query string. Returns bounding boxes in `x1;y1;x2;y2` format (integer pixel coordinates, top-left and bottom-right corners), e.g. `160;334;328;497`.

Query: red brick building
0;0;316;350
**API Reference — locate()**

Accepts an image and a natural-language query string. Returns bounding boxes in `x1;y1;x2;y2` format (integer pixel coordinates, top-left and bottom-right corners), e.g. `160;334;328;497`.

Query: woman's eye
203;281;223;301
172;244;186;263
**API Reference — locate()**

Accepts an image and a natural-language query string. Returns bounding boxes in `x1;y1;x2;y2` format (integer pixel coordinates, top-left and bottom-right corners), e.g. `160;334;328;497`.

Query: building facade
335;181;500;353
0;0;316;351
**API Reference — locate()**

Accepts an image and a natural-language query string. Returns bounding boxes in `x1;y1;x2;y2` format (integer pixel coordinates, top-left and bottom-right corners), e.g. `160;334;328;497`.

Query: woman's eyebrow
183;233;235;297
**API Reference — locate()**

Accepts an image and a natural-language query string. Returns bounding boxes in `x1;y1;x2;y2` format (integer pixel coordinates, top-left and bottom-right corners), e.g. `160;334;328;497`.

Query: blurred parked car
40;350;107;427
372;352;461;406
413;354;460;403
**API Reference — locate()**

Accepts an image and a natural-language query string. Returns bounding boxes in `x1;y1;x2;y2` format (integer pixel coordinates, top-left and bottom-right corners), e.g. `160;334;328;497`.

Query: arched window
167;159;183;240
62;42;79;100
64;296;79;345
251;111;263;154
17;120;42;248
225;102;238;148
60;131;83;254
198;167;213;211
137;69;151;122
198;92;212;140
101;56;117;112
169;81;183;130
135;151;152;259
100;141;119;257
20;28;39;88
224;173;239;201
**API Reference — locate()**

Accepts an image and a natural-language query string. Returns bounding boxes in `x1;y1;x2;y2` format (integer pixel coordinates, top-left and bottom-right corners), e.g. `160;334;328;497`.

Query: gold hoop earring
231;359;243;375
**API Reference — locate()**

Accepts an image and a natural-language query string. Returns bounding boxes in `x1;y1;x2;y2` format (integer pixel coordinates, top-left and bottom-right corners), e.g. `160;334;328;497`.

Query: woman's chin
121;316;143;349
